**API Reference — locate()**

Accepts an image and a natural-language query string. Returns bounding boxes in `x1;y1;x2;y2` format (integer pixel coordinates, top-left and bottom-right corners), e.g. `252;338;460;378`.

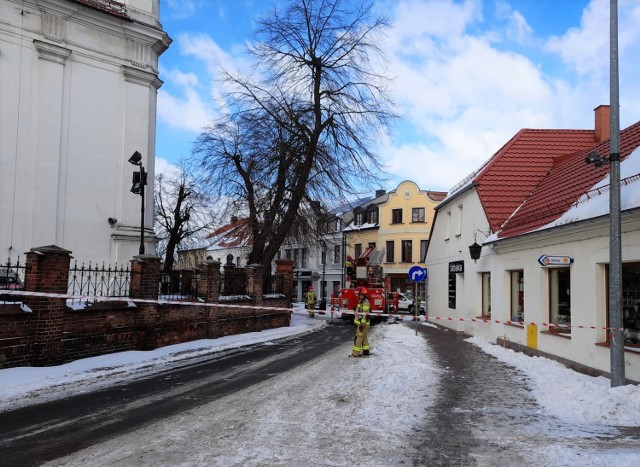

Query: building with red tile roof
496;118;640;239
425;105;640;383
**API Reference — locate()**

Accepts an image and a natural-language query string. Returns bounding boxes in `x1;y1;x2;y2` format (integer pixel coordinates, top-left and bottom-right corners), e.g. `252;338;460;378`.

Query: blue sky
156;0;640;193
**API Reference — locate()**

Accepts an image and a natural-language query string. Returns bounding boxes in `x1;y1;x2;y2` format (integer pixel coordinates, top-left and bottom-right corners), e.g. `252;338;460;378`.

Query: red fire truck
336;247;390;322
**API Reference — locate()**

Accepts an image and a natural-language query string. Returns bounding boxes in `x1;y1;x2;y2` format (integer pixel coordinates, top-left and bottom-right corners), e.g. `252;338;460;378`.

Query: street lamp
128;151;147;255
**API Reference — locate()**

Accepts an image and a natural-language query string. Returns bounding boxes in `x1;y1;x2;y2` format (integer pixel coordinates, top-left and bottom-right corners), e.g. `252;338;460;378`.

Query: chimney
594;105;610;143
375;189;386;197
230;215;238;224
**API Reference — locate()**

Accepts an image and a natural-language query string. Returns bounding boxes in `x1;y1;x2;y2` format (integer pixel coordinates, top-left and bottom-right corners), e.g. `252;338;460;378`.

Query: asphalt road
0;322;354;467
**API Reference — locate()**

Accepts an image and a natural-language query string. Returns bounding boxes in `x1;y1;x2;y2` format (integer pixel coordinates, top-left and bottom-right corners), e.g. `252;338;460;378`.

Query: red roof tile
426;191;448;202
497;120;640;238
475;129;598;232
206;217;253;248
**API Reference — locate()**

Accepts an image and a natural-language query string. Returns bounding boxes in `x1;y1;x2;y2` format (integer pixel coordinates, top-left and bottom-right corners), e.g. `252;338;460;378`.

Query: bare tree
154;162;221;273
195;0;396;270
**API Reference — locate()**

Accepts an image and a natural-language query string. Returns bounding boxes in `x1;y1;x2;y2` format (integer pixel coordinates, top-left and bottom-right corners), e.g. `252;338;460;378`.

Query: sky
2;305;640;465
155;0;640;193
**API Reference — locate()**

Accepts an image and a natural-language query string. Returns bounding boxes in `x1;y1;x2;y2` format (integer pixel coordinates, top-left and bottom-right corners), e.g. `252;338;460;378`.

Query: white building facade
0;0;171;264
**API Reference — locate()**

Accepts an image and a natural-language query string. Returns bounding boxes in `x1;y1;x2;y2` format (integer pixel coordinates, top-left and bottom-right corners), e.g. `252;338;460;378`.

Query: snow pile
467;336;640;427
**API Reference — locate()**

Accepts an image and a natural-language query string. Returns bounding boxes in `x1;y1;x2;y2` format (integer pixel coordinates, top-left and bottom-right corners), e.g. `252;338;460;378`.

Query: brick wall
0;247;293;368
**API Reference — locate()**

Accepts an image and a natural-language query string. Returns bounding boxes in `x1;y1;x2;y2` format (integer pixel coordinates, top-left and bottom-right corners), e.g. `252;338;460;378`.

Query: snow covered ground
1;305;640;465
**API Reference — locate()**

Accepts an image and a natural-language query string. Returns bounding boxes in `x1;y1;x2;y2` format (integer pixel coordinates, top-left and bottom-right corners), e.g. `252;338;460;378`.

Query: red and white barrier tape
1;291;625;332
295;307;625;332
0;290;292;313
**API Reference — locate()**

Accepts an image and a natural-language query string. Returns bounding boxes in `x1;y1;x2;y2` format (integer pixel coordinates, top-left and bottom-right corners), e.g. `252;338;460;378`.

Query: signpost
537;255;574;267
409;266;427;334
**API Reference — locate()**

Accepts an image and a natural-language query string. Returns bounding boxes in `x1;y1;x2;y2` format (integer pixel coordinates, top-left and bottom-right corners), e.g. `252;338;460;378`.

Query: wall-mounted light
128;151;146;255
468;229;489;262
108;217;117;227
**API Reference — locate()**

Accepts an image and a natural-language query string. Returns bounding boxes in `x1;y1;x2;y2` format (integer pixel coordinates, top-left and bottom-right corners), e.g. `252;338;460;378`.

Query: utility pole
609;0;625;387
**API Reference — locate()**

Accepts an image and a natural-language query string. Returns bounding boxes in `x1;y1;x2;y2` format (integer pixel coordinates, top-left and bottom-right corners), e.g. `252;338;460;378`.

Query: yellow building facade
343;180;446;299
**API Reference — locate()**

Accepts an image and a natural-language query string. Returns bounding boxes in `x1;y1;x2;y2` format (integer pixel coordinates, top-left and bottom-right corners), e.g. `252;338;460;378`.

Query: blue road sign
409;266;428;282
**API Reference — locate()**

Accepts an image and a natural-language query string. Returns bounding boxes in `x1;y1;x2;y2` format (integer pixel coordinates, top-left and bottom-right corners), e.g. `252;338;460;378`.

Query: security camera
585;151;606;168
108;217;117;226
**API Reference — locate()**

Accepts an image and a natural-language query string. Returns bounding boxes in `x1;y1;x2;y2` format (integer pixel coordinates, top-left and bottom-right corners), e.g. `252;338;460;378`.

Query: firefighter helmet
356;286;368;296
308;286;313;291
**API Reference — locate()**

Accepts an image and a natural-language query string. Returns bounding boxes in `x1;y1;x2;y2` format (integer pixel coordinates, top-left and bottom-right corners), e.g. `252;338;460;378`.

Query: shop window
448;272;456;309
481;272;491;317
510;270;524;322
549;268;571;333
607;262;640;347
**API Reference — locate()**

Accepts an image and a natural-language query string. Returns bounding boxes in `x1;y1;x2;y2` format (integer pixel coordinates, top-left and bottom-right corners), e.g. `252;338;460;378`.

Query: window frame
401;240;412;263
391;209;403;224
412;207;426;223
386;240;395;262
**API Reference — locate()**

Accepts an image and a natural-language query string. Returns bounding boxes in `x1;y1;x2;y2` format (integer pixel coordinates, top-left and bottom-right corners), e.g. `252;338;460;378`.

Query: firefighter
306;286;316;318
351;287;371;357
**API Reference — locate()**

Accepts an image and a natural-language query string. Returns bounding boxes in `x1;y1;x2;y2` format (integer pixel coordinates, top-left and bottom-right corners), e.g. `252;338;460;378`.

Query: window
333;245;340;263
386;241;394;262
412;207;425;223
481;272;491;317
401;240;412;262
607;262;640;347
368;242;376;250
455;205;463;236
354;244;362;258
445;211;451;240
293;249;299;268
367;207;378;224
355;212;363;226
510;270;524;322
335;218;342;231
549;268;571;333
420;240;429;262
321;249;326;265
301;248;308;269
392;209;402;224
285;249;292;260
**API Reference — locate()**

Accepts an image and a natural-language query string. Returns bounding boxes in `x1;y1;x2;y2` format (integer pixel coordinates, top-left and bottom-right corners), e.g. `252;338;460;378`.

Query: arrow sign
537;255;574;267
409;266;428;282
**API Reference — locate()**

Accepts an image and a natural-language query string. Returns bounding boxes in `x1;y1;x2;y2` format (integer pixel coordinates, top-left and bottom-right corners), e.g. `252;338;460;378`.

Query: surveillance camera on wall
108;217;117;226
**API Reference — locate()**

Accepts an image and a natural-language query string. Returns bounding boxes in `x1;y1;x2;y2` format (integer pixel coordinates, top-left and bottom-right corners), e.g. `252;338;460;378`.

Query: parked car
388;292;425;315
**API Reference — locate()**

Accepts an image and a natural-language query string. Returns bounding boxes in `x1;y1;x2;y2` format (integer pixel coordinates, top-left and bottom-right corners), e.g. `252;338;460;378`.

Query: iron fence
0;257;26;304
159;269;205;302
67;261;131;307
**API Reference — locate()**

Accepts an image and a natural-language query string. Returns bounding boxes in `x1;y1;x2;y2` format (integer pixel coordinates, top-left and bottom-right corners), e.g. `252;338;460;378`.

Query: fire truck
335;247;391;322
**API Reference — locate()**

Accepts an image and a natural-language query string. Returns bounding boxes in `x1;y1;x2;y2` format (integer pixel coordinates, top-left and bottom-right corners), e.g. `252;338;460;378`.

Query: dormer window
354;207;363;226
367;206;378;224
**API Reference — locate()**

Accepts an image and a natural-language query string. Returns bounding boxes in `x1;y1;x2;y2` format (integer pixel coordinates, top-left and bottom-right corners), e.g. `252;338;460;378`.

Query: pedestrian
351;287;371;357
306;286;316;318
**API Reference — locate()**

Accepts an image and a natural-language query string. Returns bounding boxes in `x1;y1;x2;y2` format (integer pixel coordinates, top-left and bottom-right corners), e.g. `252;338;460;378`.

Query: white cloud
545;0;609;78
378;0;640;193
